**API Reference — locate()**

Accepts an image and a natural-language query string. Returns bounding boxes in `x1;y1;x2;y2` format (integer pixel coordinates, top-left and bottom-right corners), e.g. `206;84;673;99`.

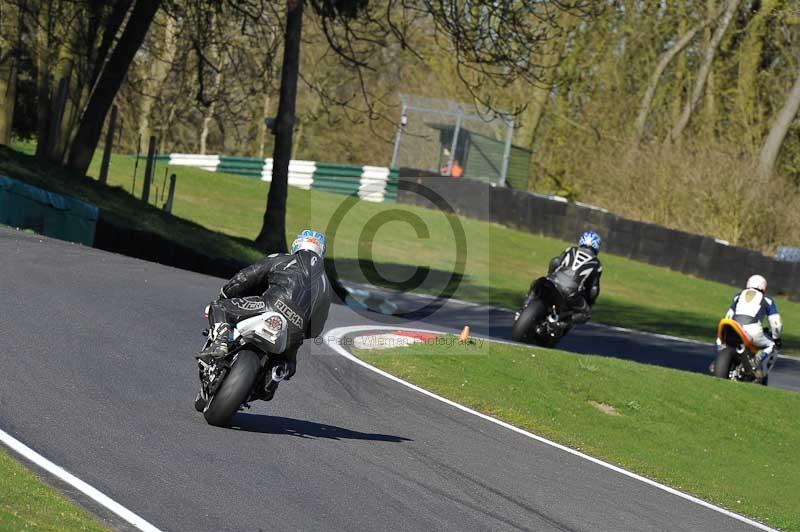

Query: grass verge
356;338;800;530
0;448;108;531
2;141;800;353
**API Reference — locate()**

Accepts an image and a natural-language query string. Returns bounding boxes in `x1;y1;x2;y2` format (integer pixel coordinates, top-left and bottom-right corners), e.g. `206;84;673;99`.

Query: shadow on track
229;413;413;443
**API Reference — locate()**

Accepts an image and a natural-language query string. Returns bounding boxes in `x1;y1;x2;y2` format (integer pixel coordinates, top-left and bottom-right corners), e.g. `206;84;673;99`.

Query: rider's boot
570;300;592;324
198;323;232;360
262;379;279;401
571;311;591;324
754;347;777;381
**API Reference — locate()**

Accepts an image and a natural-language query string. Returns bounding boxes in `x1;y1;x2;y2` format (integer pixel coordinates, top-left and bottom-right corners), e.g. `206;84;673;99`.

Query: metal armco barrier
397;175;800;300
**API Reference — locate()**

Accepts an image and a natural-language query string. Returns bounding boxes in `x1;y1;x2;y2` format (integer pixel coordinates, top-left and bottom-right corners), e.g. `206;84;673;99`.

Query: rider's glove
774;337;783;350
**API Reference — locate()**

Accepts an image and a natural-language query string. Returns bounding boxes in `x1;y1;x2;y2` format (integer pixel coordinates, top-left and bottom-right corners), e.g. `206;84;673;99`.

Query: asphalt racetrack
0;226;788;531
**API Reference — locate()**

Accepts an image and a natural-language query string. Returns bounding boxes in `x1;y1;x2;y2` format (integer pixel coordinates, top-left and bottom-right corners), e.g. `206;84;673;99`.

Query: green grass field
2;141;799;353
0;450;107;531
356;338;800;530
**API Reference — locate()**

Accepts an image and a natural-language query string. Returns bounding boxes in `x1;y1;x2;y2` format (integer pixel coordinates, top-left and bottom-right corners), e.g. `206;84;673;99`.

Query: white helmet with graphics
746;274;767;292
291;229;326;257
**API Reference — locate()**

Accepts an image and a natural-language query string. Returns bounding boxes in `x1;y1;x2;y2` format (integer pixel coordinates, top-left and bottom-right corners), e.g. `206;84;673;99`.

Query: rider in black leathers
529;231;603;324
199;230;331;397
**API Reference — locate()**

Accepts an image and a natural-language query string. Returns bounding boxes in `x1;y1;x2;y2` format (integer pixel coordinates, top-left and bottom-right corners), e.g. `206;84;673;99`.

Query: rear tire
203;350;260;427
713;348;732;379
512;300;546;343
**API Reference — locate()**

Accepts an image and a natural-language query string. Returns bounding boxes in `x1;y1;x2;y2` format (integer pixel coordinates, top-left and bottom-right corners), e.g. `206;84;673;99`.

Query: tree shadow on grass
229;413;412;443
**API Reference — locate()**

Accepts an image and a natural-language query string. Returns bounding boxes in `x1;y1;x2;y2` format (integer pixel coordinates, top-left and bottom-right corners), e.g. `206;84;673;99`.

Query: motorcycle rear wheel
203;350;260;427
512;300;546;343
712;348;733;379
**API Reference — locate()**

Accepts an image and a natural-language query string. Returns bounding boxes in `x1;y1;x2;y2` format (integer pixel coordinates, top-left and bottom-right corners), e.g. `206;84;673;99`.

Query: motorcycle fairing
234;311;289;354
716;318;756;353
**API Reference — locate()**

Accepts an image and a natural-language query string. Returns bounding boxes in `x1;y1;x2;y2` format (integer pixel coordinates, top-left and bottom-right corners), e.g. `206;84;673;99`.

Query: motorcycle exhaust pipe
271;365;288;383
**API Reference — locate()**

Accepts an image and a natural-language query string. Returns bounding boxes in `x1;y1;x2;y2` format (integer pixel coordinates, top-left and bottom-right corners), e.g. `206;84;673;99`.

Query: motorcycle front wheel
512;300;546;342
203;350;260;427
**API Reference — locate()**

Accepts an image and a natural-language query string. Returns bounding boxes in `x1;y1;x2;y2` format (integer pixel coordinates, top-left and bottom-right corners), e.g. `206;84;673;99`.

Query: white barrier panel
261;159;315;190
168;153;220;172
359;166;390;202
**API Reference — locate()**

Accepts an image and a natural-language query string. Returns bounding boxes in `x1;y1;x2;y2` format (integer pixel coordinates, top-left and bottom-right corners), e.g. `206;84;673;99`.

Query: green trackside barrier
312;175;361;196
0;175;99;246
384;169;399;201
314;163;363;178
217;156;265;179
217;167;263;178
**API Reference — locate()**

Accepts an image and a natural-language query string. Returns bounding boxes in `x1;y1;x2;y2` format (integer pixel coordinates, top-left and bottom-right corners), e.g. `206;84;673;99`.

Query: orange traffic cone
459;325;471;343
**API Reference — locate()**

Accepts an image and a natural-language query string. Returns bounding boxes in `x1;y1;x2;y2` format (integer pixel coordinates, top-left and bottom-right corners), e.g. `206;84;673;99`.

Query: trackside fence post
141;135;156;204
99;105;117;184
163;173;176;213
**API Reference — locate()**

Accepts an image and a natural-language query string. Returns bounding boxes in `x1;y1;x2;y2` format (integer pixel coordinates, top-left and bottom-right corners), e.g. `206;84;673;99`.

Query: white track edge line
323;325;776;532
0;428;163;532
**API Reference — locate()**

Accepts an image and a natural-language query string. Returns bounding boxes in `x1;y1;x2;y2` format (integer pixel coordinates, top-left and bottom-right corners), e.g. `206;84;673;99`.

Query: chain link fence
390;94;517;186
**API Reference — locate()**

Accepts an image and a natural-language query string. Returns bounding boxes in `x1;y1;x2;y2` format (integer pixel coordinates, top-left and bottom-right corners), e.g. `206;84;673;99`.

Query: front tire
533;330;562;349
512;300;546;342
203;350;260;427
713;348;733;379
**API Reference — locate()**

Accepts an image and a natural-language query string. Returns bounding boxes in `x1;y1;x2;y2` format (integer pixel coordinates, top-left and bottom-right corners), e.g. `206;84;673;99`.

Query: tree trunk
139;13;177;153
199;97;218;155
0;57;18;146
670;3;688;130
67;0;162;177
64;0;134;154
701;0;717;137
159;99;179;153
0;3;20;145
634;9;721;142
255;0;304;253
199;64;224;154
88;0;135;92
523;13;576;190
736;0;779;149
758;70;800;177
51;9;83;163
258;91;271;158
34;1;54;159
670;0;739;141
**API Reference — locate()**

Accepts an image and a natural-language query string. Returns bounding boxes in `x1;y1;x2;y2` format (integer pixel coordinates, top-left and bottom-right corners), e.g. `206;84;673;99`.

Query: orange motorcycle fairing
716;318;756;353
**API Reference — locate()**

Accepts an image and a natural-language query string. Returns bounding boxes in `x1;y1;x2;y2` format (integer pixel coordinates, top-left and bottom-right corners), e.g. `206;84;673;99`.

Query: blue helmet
291;229;326;256
578;231;601;252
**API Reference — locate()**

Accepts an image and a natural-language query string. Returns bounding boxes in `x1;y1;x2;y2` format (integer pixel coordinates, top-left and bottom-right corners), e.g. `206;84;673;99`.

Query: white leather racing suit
724;288;782;376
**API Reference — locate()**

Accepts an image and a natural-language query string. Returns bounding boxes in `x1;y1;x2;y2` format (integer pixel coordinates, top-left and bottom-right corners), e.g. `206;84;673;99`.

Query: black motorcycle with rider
512;231;603;347
194;230;331;426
